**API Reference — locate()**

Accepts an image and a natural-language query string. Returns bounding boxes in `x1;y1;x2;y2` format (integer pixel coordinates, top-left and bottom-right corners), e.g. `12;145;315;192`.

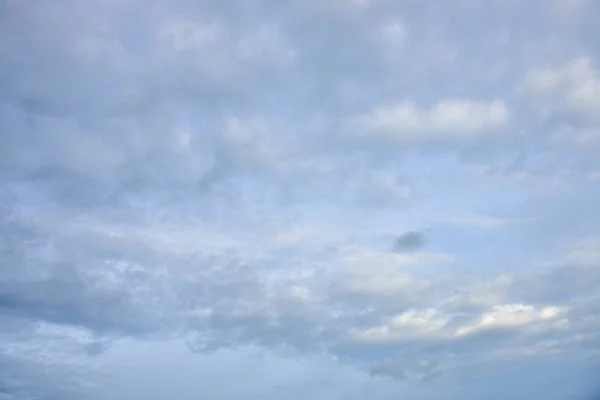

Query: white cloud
523;57;600;117
354;99;509;141
355;303;568;344
455;304;568;337
354;308;449;343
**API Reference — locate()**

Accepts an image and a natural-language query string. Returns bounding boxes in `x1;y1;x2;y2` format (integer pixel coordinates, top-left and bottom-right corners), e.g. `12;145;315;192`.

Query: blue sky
1;0;600;398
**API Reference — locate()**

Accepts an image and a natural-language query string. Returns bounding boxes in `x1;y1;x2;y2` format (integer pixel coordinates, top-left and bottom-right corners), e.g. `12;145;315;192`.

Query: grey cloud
370;358;443;383
393;231;426;252
370;363;408;381
0;318;105;400
0;218;162;336
84;342;107;357
0;0;557;192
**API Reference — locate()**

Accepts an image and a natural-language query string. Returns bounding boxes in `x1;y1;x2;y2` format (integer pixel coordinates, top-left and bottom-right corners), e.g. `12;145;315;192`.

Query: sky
1;0;600;399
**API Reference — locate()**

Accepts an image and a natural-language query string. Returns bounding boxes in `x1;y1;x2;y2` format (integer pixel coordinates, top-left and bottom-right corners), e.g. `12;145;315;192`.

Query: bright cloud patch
524;57;600;117
354;99;509;141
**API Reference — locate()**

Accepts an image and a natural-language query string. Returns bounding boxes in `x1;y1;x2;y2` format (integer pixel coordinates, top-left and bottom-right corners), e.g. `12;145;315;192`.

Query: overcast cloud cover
1;0;600;398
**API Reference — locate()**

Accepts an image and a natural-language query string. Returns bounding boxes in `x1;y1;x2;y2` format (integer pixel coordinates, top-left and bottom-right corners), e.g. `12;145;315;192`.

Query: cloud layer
1;0;600;399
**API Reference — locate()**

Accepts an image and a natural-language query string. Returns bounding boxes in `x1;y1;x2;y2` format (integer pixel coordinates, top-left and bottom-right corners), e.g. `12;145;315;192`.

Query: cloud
393;231;426;252
551;0;594;20
353;302;567;345
454;304;568;337
448;212;530;229
354;308;450;343
352;99;509;142
546;237;600;267
1;0;600;399
523;57;600;119
0;318;106;400
370;358;443;382
377;18;408;56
